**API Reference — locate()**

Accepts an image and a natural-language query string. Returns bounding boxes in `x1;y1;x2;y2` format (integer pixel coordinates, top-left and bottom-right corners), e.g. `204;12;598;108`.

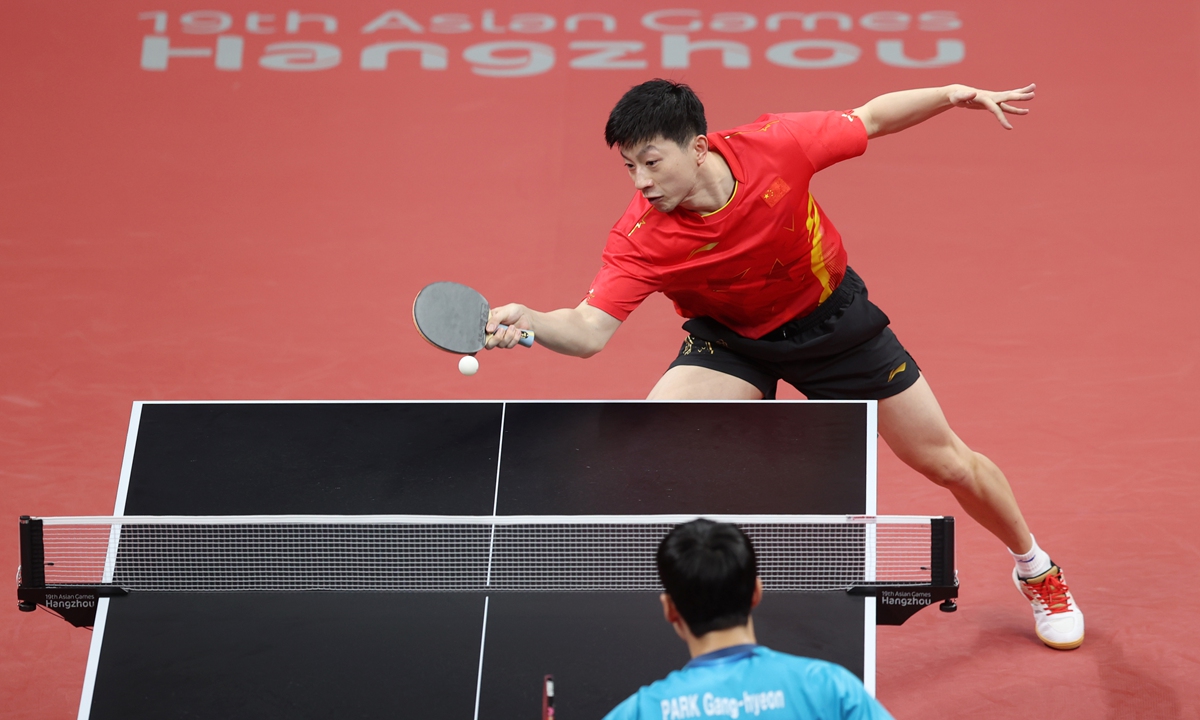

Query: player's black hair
604;79;707;150
656;519;758;637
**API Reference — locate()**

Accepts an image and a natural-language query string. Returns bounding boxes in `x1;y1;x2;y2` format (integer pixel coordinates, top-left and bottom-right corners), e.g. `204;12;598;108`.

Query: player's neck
683;618;757;658
680;151;735;215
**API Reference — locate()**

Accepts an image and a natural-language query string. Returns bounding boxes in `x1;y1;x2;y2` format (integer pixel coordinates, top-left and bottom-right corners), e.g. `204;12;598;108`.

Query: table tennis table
18;401;957;719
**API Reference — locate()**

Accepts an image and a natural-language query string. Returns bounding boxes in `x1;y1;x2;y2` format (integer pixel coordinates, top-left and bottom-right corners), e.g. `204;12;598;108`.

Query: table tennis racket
413;282;534;354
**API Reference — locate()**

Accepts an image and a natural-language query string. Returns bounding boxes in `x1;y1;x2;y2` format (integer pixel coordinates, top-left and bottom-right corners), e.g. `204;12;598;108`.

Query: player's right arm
488;199;652;357
486;300;621;357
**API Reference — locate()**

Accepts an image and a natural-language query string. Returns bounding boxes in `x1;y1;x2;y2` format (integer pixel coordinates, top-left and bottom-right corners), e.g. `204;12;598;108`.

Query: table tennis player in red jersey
485;79;1083;650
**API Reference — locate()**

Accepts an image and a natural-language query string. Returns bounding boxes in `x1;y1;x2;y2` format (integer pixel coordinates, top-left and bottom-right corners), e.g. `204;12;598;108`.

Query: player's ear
691;134;709;164
660;593;677;623
750;577;764;609
662;594;692;642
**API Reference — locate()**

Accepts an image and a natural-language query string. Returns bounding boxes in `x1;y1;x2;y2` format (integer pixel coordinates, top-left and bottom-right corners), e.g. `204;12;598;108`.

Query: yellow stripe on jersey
723;120;780;139
806;194;833;303
627;208;653;238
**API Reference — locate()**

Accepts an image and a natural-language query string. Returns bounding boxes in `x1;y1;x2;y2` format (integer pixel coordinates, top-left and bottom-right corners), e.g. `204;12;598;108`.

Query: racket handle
496;324;535;348
542;674;554;720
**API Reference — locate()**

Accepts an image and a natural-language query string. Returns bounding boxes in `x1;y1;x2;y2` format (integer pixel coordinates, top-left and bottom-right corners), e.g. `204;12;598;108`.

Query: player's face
620;137;700;213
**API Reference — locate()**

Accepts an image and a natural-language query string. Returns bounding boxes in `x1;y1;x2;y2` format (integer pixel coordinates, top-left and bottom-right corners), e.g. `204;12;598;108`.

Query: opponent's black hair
604;79;707;150
656;519;758;637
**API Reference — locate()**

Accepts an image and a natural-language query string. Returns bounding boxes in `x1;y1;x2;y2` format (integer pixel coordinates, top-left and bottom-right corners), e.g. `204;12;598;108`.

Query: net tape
34;515;938;592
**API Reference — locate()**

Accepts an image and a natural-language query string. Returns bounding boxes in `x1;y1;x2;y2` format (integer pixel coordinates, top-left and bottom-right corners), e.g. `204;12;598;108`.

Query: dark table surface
84;401;875;719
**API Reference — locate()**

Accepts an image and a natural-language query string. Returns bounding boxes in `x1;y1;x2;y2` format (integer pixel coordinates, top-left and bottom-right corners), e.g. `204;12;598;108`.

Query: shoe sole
1036;629;1084;650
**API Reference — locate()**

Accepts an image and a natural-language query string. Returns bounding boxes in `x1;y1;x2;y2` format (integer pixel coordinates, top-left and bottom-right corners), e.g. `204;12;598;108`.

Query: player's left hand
949;83;1035;130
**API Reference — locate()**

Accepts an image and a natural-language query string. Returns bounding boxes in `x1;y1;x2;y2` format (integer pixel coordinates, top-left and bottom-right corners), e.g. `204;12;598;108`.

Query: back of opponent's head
605;79;707;151
656;519;758;637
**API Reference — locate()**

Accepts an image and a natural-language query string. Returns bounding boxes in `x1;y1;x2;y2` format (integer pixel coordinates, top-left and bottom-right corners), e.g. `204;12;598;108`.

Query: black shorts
668;267;921;400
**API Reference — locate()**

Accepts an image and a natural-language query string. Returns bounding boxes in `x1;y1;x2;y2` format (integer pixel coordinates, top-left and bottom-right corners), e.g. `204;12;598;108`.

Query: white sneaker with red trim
1013;564;1084;650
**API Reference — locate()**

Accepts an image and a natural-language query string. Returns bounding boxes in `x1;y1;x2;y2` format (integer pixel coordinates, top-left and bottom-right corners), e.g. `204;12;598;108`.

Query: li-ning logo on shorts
682;337;714;356
888;362;907;382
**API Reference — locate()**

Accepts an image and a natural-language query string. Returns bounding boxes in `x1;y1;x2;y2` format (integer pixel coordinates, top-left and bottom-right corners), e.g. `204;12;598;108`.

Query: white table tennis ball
459;355;479;376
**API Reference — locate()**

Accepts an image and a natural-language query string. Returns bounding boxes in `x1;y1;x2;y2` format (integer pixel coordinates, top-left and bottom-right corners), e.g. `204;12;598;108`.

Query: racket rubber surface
413;281;534;353
413;282;491;354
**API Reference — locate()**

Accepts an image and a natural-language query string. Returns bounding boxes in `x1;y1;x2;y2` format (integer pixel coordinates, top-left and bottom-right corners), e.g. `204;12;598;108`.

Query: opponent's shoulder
601;667;698;720
757;648;892;718
740;647;864;696
753;647;856;676
601;690;642;720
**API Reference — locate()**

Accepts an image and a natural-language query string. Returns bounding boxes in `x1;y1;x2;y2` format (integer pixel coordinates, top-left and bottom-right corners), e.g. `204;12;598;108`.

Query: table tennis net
26;515;945;593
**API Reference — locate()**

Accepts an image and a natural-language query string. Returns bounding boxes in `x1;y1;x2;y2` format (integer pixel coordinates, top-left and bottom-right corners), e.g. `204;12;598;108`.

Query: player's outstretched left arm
852;83;1035;138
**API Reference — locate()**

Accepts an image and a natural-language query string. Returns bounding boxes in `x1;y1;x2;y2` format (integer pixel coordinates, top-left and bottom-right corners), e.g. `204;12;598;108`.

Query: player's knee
910;449;975;490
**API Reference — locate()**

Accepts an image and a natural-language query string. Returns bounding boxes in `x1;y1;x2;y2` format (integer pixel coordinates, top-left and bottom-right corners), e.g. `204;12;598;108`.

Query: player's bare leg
650;365;1081;647
879;374;1083;648
647;366;763;400
877;375;1031;552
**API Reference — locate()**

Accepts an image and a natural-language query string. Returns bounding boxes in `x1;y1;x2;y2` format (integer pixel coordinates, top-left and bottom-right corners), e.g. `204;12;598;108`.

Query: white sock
1010;535;1052;579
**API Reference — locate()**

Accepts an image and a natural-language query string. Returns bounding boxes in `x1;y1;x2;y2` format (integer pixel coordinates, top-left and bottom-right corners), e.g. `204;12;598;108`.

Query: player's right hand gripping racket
413;282;534;353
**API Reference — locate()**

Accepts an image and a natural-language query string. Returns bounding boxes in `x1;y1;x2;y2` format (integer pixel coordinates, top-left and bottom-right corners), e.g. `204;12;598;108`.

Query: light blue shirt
603;645;892;720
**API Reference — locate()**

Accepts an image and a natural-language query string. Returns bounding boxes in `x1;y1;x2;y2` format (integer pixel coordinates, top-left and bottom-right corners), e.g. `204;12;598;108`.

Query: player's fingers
486;331;514;350
997;102;1030;115
487;304;519;334
999;85;1035;105
998;93;1035;107
486;324;510;350
981;99;1012;129
499;325;521;349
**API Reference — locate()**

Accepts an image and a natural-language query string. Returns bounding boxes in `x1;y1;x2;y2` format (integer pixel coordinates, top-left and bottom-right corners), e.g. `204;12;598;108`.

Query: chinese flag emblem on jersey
761;177;791;208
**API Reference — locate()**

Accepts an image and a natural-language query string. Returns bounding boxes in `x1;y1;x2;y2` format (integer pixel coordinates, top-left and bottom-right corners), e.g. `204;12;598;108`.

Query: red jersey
586;111;868;339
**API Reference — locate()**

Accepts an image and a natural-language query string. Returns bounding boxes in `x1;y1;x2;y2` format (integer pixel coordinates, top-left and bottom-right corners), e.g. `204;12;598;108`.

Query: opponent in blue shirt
603;519;893;720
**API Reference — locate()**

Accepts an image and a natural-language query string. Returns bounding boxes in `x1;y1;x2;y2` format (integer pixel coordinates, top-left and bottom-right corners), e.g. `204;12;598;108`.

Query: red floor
3;2;1198;717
